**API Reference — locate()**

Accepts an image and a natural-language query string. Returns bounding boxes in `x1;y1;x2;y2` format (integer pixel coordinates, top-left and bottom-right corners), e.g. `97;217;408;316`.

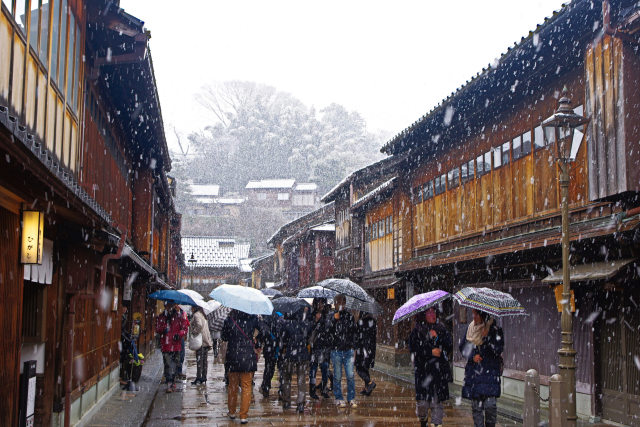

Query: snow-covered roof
190;184;220;196
295;183;317;191
311;223;336;232
246;179;295;189
321;155;401;203
239;258;253;273
195;197;216;204
215;198;246;205
351;177;397;211
182;237;250;268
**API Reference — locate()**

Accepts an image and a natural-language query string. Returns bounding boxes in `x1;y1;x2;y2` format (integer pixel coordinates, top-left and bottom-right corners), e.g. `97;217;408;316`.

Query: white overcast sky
119;0;567;151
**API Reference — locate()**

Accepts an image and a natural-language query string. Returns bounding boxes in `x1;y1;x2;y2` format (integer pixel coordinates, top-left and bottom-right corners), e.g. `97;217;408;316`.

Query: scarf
466;318;493;346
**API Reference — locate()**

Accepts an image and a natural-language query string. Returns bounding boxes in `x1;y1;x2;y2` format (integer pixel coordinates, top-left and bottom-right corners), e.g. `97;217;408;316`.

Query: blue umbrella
149;289;200;306
209;284;274;315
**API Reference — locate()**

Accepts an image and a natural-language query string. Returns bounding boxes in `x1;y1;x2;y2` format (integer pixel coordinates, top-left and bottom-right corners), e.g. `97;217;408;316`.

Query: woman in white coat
191;306;213;385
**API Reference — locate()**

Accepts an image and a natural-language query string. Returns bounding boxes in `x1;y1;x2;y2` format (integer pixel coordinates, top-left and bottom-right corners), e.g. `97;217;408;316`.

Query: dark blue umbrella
149;289;200;306
271;297;311;317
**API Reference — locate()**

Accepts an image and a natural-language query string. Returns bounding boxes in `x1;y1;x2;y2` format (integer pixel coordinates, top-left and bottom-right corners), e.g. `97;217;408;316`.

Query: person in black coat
329;294;358;407
221;310;262;423
308;298;332;399
409;307;453;427
459;309;504;427
355;311;377;396
279;307;313;412
258;312;282;398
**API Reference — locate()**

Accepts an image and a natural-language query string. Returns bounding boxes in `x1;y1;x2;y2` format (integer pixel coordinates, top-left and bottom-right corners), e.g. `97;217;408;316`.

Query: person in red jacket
156;302;190;392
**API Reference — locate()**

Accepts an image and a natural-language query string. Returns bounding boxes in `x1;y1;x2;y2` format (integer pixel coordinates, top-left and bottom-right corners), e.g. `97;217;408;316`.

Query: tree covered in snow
182;81;386;193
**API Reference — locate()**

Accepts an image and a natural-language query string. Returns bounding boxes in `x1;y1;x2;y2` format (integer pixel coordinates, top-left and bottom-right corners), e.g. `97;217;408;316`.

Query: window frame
501;141;510;166
447;167;460;189
423;180;434;200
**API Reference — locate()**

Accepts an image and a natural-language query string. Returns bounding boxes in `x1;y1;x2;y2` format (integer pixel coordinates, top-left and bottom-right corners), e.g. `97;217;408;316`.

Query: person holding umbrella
409;307;452;427
329;294;358;408
460;309;504;427
155;301;190;393
258;311;282;398
308;297;332;399
190;306;213;385
279;306;313;412
221;309;263;424
355;310;377;396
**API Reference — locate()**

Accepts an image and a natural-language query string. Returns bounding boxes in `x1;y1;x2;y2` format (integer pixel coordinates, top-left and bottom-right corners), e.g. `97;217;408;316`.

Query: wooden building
268;203;335;292
321;155;413;365
0;1;181;425
373;0;640;423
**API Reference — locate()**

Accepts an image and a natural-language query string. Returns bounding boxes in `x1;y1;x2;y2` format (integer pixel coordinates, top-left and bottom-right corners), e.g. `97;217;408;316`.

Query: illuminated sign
21;211;44;264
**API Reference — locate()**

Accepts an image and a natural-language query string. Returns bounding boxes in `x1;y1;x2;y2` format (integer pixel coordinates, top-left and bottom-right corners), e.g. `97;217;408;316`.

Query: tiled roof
246;179;295;189
182;237;250;268
381;0;596;155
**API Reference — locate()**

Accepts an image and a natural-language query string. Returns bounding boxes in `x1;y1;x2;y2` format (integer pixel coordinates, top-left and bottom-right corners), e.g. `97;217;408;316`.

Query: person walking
460;309;504;427
355;310;377;396
279;307;313;412
221;309;262;424
329;294;357;408
258;311;282;398
190;306;213;385
309;298;332;399
155;302;190;393
409;307;453;427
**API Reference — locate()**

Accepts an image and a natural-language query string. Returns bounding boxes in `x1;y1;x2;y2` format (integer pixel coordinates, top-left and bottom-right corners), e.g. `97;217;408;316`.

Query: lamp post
542;87;587;426
188;252;197;289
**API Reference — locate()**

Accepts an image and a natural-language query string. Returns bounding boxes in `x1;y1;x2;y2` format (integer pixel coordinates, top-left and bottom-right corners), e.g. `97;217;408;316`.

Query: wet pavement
145;350;519;426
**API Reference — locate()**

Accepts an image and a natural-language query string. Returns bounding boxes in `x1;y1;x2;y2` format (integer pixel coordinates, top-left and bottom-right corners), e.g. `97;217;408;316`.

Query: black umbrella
260;288;284;298
317;278;373;302
271;297;311;317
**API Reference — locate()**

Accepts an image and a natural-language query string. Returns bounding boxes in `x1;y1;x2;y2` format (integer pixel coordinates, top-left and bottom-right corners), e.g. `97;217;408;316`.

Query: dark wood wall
0;206;23;426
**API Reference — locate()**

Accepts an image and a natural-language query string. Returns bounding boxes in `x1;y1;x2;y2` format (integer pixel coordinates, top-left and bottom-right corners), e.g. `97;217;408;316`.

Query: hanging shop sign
20;210;44;264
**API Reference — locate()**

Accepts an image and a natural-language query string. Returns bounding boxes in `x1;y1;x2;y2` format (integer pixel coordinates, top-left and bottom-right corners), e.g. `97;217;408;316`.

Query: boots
309;383;319;400
419;419;428;427
320;381;329;398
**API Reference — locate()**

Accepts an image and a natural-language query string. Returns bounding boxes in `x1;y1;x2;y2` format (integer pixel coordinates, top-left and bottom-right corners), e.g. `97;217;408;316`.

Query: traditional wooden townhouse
267;203;335;293
321;155;414;366
376;0;639;423
0;1;181;425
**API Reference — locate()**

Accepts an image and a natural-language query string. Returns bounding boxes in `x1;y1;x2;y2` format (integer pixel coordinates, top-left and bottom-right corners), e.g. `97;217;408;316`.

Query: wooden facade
0;1;182;426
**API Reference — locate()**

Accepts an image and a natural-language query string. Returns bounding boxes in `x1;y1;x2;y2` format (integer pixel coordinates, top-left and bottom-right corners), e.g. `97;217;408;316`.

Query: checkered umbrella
206;306;232;332
453;287;526;317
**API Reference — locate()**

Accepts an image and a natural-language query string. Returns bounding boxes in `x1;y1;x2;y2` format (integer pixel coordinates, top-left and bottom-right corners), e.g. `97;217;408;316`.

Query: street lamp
542;87;588;427
188;252;197;289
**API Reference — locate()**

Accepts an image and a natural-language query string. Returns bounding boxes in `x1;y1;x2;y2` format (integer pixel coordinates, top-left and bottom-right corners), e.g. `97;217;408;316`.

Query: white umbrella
209;284;274;315
177;289;214;315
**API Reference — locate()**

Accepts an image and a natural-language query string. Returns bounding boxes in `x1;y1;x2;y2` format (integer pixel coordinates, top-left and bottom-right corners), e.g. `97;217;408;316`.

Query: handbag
189;331;203;351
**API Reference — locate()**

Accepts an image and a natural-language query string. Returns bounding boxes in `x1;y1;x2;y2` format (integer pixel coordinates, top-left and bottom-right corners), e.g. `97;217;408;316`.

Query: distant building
181;236;252;296
188;183;246;216
245;179;320;219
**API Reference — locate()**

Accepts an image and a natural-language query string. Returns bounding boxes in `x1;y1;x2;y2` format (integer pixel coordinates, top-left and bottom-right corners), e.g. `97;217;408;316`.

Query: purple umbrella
392;290;451;325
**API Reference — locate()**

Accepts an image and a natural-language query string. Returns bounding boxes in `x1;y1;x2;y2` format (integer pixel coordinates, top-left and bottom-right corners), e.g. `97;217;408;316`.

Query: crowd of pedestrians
154;295;504;426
